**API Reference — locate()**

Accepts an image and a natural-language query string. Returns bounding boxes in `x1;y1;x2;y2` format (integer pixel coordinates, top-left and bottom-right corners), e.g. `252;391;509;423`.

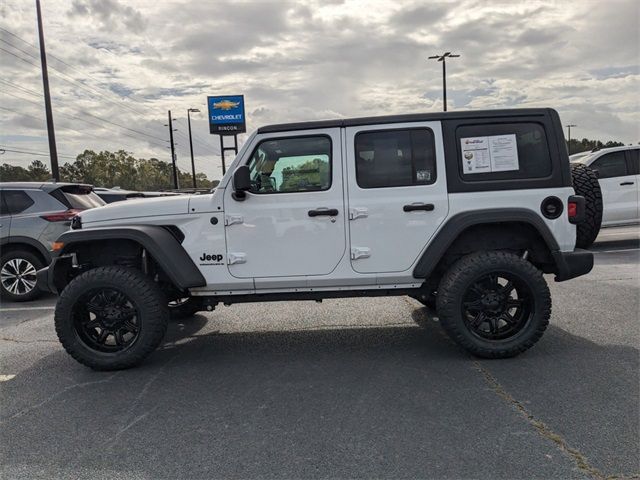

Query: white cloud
1;0;638;182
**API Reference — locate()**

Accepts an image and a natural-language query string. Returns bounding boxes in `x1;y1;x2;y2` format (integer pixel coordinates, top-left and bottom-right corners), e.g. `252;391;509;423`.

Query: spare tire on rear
570;163;603;249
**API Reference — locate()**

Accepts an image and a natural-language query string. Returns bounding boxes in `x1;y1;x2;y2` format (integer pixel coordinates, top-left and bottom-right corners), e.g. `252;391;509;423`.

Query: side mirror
232;165;251;201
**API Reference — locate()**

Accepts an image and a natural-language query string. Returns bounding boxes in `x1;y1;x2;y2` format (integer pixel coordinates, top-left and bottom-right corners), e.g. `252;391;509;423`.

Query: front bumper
552;248;594;282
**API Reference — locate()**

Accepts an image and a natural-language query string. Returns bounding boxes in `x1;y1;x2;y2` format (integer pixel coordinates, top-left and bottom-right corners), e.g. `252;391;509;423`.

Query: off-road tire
55;266;169;370
0;249;43;302
436;251;551;358
169;297;202;320
571;163;603;248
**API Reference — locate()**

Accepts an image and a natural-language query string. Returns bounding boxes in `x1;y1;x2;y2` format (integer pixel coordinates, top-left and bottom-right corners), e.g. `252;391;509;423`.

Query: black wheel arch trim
52;225;205;291
412;208;561;279
1;236;52;264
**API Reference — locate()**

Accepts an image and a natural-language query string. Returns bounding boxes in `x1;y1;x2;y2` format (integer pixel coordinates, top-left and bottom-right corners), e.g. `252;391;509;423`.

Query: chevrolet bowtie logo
213;100;240;110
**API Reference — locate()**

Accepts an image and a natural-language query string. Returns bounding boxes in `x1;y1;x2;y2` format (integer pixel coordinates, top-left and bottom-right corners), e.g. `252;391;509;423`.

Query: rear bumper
552;249;594;282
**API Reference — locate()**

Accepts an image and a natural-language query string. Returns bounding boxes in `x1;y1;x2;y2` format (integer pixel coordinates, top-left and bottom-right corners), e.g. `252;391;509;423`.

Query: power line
1;28;221;163
0;145;76;160
1;27;221;151
0;78;41;97
0;102;167;150
0;42;168;140
0;26;155;118
0;60;169;144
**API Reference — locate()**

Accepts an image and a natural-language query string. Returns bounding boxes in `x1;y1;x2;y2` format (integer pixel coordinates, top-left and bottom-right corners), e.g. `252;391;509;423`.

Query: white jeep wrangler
40;108;595;370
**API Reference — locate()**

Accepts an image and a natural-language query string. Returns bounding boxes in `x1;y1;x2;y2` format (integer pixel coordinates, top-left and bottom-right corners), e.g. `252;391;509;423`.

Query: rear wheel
55;266;169;370
0;249;43;302
436;251;551;358
571;163;603;248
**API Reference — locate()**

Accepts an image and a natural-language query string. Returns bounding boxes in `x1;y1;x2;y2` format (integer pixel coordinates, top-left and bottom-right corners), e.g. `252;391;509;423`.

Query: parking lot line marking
0;374;16;382
593;248;640;253
0;306;55;312
597;231;640;237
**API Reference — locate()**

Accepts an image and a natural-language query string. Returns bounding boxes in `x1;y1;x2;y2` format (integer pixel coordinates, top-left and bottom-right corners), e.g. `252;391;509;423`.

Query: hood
79;195;191;225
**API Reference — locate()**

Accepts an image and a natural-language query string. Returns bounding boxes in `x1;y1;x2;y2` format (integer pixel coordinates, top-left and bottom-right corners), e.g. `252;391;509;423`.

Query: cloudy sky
1;0;638;180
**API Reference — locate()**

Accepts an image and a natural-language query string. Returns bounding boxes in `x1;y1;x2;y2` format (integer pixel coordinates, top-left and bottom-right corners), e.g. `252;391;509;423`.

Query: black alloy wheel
461;272;533;341
73;288;140;353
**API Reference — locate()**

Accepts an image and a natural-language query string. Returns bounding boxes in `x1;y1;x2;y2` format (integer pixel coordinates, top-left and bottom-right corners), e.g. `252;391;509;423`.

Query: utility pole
36;0;59;181
167;110;178;189
428;52;460;112
565;124;577;155
187;108;200;189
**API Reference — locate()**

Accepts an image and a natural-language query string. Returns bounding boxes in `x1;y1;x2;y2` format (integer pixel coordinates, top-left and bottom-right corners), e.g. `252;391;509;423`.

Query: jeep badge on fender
41;108;597;370
200;253;224;264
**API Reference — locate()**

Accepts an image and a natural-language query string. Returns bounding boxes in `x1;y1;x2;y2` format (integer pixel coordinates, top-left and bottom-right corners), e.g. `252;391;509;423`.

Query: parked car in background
571;146;639;227
0;182;105;301
94;187;183;204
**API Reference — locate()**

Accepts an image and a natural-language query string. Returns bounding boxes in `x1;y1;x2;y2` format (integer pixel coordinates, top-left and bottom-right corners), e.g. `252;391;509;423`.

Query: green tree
567;138;625;155
1;150;217;190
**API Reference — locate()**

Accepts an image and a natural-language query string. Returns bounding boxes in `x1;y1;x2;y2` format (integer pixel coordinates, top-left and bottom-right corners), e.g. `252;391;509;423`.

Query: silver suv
0;182;104;301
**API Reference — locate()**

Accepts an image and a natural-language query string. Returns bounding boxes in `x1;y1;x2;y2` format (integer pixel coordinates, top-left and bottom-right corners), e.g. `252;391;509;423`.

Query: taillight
567;195;585;224
41;209;82;222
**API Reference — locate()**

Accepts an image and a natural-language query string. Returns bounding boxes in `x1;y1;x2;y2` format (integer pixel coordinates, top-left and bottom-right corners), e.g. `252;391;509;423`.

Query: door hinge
351;247;371;260
227;252;247;265
349;207;369;220
225;214;244;226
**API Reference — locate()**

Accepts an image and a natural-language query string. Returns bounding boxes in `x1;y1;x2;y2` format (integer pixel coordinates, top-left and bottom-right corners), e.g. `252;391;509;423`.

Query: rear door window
354;128;436;188
590;151;628;178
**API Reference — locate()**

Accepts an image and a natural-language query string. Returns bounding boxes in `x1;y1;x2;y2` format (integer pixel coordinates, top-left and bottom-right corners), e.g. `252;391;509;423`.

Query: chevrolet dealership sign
207;95;246;134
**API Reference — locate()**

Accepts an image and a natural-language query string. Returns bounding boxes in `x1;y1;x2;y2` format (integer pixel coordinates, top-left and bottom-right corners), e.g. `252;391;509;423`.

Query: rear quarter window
0;190;35;214
456;122;552;182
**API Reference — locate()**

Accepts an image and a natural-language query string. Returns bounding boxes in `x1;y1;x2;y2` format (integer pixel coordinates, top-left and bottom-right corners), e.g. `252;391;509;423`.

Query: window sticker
461;134;519;174
416;169;431;182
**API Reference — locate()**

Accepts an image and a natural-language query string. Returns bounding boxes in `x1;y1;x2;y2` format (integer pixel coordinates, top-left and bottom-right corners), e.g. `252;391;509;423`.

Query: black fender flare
54;225;206;290
412;208;561;279
1;236;52;264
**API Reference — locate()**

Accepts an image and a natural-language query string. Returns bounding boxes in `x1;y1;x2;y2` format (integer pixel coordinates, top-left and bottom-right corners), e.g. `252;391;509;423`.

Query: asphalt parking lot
1;226;638;480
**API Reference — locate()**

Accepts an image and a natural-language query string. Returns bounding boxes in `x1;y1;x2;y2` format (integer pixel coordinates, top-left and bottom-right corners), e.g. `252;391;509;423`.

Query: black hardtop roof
257;108;555;134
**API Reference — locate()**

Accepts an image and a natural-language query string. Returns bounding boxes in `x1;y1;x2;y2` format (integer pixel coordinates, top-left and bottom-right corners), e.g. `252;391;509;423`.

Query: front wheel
436;251;551;358
54;266;169;370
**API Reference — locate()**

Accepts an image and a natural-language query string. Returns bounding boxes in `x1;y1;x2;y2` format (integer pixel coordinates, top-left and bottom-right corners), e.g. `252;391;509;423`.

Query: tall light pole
36;0;59;180
187;108;200;189
565;124;577;155
428;52;460;112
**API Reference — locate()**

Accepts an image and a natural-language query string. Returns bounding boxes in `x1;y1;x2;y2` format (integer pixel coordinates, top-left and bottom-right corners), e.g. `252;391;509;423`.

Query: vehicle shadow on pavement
1;308;638;479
